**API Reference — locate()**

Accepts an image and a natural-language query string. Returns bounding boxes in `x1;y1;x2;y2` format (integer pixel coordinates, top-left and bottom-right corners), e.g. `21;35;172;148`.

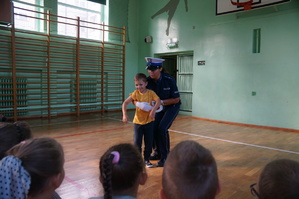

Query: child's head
134;73;147;83
161;140;220;199
0;137;65;198
134;73;148;94
100;143;147;199
257;159;299;199
0;121;32;159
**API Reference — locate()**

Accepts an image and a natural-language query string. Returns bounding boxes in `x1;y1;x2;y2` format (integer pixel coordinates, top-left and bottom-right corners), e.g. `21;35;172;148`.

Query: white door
177;55;193;112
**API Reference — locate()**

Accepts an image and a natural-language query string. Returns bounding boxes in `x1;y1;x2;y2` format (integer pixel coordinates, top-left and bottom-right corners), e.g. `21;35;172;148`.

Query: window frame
12;0;109;41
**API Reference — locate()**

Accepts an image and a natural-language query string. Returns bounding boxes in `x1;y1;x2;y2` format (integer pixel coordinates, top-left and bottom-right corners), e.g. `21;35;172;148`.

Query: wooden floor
27;111;299;199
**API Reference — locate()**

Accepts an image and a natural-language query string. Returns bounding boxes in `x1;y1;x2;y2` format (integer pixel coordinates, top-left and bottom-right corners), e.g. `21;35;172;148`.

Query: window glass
58;0;106;40
12;0;108;40
13;0;44;32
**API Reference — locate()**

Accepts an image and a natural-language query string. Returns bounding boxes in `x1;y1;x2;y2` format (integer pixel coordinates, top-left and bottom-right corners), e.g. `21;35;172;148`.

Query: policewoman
145;57;181;167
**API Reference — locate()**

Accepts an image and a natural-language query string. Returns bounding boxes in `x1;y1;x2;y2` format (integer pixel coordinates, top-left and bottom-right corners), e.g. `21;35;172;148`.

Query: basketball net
231;0;253;10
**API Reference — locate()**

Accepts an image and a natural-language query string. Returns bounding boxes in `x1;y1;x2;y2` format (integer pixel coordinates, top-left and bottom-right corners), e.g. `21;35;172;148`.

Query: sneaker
149;153;161;160
145;160;154;168
156;159;166;167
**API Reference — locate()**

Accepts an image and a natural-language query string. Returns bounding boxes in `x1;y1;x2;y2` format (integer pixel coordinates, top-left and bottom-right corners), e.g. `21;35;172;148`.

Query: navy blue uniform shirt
147;73;181;105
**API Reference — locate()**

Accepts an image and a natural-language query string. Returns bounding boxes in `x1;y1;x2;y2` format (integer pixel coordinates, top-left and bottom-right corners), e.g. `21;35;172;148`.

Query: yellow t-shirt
130;89;159;125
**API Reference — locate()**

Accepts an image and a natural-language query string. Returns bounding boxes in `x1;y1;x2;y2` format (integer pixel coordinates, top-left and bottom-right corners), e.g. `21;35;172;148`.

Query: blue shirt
147;72;180;104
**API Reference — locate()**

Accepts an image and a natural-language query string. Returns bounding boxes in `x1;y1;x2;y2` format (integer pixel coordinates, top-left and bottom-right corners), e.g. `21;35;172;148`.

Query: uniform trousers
153;103;180;160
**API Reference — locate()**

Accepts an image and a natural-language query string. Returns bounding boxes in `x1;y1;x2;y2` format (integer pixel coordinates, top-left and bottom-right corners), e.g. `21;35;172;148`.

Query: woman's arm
161;97;180;106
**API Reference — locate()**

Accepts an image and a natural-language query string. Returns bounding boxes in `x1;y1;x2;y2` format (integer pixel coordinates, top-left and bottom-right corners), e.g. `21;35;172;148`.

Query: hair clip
111;151;120;164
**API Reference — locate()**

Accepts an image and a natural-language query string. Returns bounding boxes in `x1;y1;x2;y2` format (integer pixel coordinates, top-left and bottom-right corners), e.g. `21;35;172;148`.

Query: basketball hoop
231;0;253;10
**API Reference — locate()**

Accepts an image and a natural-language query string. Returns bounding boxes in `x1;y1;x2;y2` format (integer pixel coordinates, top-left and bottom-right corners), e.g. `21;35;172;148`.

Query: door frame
154;51;194;115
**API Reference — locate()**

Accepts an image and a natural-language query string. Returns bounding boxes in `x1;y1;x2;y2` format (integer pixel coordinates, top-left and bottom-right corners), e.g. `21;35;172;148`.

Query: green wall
127;0;299;130
109;0;140;109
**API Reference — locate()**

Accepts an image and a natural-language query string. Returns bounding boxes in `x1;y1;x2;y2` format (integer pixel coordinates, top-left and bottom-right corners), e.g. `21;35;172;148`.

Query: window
58;0;108;40
12;0;109;40
13;0;45;32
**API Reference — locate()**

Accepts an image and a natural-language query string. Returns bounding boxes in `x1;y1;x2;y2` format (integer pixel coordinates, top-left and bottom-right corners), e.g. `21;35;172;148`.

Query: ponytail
99;144;144;198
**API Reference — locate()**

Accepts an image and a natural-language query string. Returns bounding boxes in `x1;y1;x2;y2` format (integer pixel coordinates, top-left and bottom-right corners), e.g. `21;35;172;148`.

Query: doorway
158;53;193;112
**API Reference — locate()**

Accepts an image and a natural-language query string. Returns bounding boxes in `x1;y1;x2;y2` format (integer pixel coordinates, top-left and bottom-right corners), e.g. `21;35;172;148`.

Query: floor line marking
30;115;189;128
53;126;132;139
64;176;97;197
104;116;299;155
31;116;299;155
30;116;109;127
171;129;299;155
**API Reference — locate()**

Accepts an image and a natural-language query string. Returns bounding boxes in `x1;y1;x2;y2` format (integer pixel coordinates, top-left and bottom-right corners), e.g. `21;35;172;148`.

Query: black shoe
150;153;161;160
156;159;166;167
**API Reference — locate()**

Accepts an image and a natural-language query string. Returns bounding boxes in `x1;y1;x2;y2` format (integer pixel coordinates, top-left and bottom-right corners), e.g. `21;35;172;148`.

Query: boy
122;73;160;168
160;140;221;199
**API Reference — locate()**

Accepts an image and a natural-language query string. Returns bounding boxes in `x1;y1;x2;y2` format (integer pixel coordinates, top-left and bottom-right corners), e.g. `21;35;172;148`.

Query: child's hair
134;73;147;82
0;121;32;159
4;137;64;197
258;159;299;199
162;140;219;199
100;143;145;199
0;114;7;122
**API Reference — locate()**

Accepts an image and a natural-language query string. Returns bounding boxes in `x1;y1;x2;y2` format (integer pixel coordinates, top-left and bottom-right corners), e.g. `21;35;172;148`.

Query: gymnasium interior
1;0;299;198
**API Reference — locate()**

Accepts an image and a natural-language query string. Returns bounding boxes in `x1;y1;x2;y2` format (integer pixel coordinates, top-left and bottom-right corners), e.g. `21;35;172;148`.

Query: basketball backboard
216;0;291;15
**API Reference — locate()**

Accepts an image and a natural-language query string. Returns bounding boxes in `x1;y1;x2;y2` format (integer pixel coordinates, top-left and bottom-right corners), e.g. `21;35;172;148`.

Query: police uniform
145;57;181;167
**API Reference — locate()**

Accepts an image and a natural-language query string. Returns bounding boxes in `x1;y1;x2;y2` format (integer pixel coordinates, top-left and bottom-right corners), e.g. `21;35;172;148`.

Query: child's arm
122;96;133;123
149;98;161;120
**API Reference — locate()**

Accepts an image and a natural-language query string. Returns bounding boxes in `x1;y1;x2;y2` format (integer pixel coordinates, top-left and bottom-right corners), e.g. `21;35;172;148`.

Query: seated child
160;140;221;199
255;159;299;199
0;114;7;122
0;137;65;199
91;143;148;199
0;121;32;159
